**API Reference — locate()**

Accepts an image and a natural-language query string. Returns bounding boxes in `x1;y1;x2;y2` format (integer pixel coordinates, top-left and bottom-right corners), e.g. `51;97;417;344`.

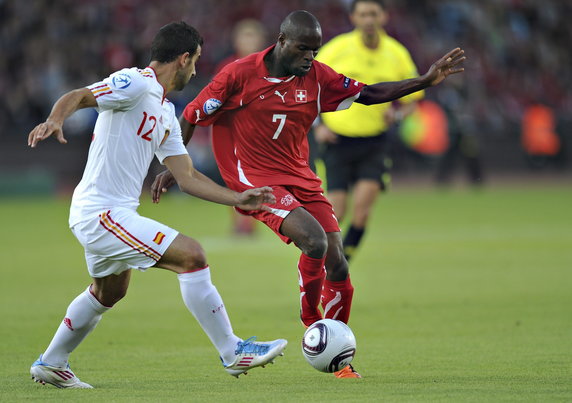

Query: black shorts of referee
322;133;390;192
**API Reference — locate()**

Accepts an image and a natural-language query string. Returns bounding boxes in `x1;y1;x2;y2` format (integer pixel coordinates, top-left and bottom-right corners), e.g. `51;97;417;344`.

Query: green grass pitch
0;184;571;401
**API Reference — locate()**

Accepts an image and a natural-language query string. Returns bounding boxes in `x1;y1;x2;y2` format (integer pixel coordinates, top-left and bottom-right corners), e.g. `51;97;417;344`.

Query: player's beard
293;64;312;77
289;57;312;77
174;70;190;91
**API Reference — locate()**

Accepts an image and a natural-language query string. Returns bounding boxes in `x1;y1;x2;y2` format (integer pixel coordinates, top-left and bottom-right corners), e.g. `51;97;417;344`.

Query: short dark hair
150;21;203;63
279;10;321;39
350;0;385;13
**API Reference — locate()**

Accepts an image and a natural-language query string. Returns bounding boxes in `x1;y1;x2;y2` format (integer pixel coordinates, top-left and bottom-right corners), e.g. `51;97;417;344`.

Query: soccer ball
301;319;356;373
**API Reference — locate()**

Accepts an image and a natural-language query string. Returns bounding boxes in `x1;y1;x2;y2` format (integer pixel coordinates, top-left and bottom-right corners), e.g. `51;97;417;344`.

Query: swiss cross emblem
295;89;307;103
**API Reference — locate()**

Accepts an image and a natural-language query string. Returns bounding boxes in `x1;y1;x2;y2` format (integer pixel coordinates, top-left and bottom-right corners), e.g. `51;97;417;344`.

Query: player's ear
277;33;286;48
379;9;388;27
179;52;190;68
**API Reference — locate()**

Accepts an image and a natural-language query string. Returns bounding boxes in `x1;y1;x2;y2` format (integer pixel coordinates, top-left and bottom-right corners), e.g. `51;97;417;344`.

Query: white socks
40;267;240;369
42;286;109;368
178;267;240;365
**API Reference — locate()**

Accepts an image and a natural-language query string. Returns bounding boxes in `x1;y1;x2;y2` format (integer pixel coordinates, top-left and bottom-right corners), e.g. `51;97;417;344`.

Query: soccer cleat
223;337;288;378
334;364;362;379
30;355;93;389
300;309;322;328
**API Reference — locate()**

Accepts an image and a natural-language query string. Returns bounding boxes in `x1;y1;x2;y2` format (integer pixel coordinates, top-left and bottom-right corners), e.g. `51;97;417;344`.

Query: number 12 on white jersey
272;114;287;139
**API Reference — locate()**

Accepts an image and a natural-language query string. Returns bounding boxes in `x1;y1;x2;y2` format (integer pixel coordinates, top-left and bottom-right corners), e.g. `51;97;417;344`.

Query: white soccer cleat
223;337;288;378
30;355;93;389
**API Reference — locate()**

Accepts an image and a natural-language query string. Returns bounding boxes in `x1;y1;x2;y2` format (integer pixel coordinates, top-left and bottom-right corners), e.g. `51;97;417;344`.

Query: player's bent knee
161;235;208;273
310;234;328;257
183;252;207;271
299;231;328;258
91;285;128;307
181;240;207;271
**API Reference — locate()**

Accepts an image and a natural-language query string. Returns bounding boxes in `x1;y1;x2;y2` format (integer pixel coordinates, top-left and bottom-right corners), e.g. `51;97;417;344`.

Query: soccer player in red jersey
152;10;465;378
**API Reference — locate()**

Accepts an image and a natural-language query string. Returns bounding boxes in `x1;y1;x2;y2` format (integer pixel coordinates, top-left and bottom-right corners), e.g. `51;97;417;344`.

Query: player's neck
264;47;289;78
148;61;172;94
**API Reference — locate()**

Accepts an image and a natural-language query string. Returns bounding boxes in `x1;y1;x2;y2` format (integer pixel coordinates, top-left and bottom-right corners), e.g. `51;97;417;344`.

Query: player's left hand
383;107;401;126
424;48;466;86
151;169;177;204
236;187;276;212
28;119;67;148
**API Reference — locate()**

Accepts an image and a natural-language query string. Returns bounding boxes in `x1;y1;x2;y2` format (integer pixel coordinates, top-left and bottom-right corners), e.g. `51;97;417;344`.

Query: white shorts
71;207;179;278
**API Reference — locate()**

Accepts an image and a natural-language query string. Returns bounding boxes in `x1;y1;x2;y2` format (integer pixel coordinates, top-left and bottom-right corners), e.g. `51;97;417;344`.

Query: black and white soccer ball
301;319;356;373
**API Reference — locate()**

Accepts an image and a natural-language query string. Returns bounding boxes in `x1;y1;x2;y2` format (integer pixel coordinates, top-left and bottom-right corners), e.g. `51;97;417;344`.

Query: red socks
321;276;354;324
298;254;355;326
298;254;326;327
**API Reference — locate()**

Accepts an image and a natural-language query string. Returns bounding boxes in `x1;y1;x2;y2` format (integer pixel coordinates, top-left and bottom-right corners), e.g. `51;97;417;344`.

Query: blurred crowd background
1;0;571;194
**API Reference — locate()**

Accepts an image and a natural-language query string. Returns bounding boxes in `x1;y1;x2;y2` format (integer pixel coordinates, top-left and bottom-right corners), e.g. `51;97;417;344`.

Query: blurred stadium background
1;0;571;194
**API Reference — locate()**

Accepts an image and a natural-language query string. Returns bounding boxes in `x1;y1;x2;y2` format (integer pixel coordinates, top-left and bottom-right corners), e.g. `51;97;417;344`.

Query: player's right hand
28;120;67;148
151;169;177;203
424;47;465;86
236;186;276;212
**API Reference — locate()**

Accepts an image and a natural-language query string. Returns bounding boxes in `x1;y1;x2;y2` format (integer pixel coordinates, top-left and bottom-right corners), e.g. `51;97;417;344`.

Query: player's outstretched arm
28;88;97;148
356;48;465;106
151;118;197;203
151;170;177;203
162;154;275;211
235;187;276;212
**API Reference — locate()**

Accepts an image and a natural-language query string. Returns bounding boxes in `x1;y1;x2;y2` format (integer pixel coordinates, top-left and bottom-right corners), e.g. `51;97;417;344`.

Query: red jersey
183;45;365;191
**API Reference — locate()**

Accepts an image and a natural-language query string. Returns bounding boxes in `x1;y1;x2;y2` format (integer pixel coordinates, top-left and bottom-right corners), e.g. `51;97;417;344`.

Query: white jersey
69;67;187;226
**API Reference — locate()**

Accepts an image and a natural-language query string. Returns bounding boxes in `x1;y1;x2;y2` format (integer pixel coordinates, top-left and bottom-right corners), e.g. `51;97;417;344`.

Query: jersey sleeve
87;68;148;112
315;61;366;113
155;104;188;164
182;66;237;126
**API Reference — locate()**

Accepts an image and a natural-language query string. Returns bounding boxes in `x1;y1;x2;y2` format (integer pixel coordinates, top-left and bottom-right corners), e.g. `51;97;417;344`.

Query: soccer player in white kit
27;22;287;389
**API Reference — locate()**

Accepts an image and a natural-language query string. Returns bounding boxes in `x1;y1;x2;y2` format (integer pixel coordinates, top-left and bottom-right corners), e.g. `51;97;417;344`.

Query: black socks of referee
343;225;365;262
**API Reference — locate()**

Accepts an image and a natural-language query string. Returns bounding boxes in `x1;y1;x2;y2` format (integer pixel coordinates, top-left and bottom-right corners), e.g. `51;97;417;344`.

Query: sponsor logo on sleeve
203;98;222;115
111;73;132;89
343;77;351;88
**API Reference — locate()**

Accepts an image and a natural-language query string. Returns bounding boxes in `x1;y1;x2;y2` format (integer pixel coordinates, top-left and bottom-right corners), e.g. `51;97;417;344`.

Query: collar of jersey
144;66;167;103
256;45;295;83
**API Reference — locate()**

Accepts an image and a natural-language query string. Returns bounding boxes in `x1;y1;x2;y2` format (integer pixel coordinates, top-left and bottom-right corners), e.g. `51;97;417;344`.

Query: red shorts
236;185;340;244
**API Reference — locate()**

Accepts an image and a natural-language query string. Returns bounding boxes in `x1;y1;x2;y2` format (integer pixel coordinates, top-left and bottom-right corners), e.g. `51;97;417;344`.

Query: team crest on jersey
295;90;307;103
111;73;132;89
160;129;170;146
281;194;295;206
203;98;222;115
